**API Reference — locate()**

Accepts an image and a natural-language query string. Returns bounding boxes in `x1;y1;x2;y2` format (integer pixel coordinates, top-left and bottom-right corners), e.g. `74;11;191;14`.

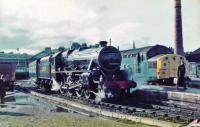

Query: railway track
15;81;200;126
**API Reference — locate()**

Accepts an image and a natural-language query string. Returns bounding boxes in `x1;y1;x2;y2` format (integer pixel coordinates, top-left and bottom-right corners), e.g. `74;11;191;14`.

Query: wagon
0;62;16;90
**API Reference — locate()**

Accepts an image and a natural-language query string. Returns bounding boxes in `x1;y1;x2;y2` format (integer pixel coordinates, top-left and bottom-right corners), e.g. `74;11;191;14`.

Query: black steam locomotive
30;41;136;100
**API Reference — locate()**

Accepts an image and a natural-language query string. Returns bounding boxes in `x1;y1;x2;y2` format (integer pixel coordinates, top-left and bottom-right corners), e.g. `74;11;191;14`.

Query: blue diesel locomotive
121;45;189;86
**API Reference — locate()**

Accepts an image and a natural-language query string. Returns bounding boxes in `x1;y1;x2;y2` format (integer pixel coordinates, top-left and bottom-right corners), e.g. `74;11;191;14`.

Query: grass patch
0;113;153;127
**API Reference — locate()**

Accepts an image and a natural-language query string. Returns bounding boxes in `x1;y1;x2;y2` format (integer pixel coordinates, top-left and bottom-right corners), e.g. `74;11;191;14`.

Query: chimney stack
133;40;136;49
174;0;184;55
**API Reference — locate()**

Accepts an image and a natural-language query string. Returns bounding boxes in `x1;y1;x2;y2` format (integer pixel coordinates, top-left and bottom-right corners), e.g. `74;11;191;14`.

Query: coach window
148;62;157;68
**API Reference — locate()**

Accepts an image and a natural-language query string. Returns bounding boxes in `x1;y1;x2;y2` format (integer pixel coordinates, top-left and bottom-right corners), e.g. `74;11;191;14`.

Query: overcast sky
0;0;199;54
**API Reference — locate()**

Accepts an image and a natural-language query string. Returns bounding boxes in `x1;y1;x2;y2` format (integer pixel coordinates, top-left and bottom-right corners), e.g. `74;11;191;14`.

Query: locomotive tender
31;41;137;99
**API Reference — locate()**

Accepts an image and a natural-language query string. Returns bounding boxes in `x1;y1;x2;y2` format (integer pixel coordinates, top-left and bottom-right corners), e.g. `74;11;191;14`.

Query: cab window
148;62;157;68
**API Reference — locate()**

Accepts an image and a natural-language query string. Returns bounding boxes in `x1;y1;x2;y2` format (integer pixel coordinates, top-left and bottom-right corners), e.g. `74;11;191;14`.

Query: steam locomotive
30;41;136;100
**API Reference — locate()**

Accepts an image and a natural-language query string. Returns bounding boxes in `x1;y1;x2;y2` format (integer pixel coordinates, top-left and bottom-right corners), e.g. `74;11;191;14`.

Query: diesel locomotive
121;45;190;85
30;41;137;100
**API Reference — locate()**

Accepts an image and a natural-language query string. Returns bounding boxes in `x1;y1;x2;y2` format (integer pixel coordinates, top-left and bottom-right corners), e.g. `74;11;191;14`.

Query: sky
0;0;199;54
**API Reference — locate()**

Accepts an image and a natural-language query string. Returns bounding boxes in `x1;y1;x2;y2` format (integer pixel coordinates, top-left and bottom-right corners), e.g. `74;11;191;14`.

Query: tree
71;42;80;50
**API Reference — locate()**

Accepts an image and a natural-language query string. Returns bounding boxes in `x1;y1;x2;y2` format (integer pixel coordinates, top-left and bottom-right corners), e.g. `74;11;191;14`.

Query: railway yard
0;0;199;127
1;42;199;127
1;42;200;127
0;80;197;127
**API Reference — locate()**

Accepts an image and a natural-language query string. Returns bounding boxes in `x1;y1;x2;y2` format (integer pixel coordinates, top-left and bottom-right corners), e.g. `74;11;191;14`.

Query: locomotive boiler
34;41;137;100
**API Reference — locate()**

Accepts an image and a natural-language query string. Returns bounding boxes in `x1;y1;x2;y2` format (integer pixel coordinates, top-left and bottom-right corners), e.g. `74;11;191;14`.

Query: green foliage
71;42;81;50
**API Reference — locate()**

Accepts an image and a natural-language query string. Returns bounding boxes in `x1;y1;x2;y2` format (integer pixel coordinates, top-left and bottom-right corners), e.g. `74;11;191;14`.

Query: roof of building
193;48;200;54
186;48;200;63
0;52;32;62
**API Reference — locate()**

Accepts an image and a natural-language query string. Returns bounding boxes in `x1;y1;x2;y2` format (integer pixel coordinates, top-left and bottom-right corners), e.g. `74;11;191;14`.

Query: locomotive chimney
99;41;108;47
174;0;184;55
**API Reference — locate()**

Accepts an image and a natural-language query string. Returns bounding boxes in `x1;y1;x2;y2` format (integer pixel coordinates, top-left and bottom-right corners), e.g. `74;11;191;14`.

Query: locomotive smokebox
99;41;108;47
174;0;184;55
98;46;122;72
